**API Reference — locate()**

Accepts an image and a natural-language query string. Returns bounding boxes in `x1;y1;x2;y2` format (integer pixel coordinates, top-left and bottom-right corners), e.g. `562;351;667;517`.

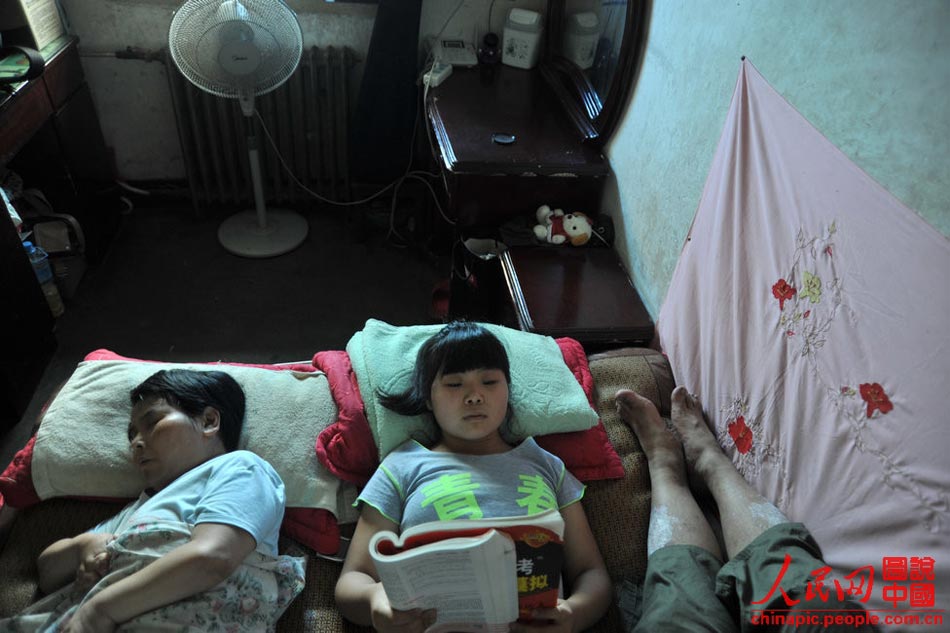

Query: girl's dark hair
378;321;510;416
130;369;246;452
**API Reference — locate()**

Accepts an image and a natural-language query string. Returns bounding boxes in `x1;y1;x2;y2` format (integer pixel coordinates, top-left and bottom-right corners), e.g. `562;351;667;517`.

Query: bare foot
670;387;732;481
615;389;685;476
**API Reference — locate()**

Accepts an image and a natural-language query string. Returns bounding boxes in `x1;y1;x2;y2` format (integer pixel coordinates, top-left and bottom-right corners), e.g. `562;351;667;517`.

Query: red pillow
0;379;66;509
314;337;624;486
313;350;376;485
0;435;41;508
0;349;341;555
82;349;316;373
536;338;624;482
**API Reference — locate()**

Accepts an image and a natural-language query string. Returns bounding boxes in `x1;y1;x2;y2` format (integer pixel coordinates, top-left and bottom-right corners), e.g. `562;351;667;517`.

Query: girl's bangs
438;333;509;378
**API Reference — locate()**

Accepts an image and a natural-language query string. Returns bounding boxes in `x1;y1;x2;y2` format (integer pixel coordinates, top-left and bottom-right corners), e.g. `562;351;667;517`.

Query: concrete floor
2;203;447;468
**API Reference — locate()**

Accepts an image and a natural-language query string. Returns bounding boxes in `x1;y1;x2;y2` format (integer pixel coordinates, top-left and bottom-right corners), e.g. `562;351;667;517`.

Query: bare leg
615;390;722;560
669;387;788;559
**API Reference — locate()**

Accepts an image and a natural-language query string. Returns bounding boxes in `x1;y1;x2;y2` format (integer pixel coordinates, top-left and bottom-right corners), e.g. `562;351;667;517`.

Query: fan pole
247;132;268;229
217;111;309;258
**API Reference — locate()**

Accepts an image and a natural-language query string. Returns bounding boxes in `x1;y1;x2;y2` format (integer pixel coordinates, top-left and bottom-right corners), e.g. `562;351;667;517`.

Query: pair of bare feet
615;386;788;559
615;386;728;487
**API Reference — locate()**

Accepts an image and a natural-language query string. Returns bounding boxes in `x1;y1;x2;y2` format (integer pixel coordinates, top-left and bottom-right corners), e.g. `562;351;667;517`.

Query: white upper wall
62;0;552;182
61;0;377;180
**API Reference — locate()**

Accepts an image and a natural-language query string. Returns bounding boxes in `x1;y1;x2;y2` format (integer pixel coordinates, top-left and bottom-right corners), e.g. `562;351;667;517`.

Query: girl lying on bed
1;369;304;633
334;321;612;632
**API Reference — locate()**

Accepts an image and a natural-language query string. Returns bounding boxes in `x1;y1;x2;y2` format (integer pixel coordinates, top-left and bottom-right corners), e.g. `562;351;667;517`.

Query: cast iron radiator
167;46;356;211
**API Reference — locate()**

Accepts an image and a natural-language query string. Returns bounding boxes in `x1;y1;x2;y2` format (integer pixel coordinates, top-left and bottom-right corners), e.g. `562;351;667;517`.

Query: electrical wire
254;109;394;207
487;0;516;39
254;81;455;246
590;227;611;246
116;180;150;196
418;0;466;70
385;172;453;246
433;0;467;46
118;195;134;215
249;1;469;244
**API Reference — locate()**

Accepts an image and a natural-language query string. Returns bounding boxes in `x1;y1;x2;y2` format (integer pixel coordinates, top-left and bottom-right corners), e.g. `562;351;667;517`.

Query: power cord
249;0;470;246
254;109;391;208
253;85;455;248
590;227;611;247
428;0;466;54
487;0;515;39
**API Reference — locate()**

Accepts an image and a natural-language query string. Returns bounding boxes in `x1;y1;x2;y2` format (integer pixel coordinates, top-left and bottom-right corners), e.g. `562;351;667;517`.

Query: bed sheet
0;519;305;631
658;59;949;630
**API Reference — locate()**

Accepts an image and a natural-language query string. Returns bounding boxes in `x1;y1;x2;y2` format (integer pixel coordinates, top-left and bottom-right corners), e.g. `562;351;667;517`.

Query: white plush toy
533;204;593;246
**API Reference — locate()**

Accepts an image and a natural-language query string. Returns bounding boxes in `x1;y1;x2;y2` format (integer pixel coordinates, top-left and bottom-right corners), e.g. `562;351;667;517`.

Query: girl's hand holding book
509;600;576;632
369;584;437;633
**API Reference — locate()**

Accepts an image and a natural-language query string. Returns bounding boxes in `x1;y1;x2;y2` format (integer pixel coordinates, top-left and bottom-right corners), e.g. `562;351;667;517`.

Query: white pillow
31;360;357;522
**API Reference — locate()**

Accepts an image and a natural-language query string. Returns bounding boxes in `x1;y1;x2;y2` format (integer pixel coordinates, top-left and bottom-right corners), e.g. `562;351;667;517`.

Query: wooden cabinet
0;79;53;162
500;246;654;347
0;36;117;433
6;38;118;263
426;64;607;230
425;64;654;346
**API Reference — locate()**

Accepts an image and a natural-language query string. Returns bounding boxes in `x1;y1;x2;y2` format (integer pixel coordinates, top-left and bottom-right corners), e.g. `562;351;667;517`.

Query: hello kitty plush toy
533;204;593;246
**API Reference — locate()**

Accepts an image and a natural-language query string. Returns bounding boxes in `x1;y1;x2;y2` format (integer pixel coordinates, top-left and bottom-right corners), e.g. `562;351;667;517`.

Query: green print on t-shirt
421;473;483;520
516;474;557;514
419;472;558;521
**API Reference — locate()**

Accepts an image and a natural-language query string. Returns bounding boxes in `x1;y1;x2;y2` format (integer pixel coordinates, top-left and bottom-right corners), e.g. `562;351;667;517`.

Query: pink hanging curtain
658;59;949;626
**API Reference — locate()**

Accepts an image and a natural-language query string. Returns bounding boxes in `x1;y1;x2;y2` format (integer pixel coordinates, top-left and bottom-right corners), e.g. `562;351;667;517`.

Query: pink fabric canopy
659;59;949;629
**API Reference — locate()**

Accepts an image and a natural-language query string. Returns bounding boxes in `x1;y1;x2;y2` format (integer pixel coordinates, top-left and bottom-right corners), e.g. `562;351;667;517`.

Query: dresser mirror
542;0;649;146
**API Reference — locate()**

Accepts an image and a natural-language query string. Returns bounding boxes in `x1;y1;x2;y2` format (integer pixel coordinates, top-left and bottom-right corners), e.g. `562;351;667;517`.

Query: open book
369;509;565;633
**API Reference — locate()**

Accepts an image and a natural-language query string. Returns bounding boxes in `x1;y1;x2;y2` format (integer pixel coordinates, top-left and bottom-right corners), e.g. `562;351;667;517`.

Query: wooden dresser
500;246;654;347
426;64;607;230
0;36;117;434
425;63;654;347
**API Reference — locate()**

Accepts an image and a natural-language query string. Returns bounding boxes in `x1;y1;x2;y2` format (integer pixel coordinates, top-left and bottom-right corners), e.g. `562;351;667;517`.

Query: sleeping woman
1;369;304;633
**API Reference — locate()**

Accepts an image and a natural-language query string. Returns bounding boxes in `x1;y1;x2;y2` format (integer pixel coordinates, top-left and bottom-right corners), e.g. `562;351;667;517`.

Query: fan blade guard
169;0;303;98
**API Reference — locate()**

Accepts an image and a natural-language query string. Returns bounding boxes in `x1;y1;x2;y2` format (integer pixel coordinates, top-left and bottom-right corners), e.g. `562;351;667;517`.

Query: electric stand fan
169;0;307;257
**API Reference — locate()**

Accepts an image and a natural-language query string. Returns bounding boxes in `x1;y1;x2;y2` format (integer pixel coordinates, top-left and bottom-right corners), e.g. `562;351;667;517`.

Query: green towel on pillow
346;319;599;458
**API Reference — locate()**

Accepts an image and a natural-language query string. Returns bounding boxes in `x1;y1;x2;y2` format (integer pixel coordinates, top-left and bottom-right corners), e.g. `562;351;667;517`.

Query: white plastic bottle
23;240;65;317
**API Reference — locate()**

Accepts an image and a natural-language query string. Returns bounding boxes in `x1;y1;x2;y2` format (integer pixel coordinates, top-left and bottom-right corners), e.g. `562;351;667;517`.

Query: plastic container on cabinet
502;8;543;70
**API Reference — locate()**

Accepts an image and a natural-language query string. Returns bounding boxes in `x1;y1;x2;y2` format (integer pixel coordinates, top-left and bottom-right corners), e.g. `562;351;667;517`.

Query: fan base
218;209;309;258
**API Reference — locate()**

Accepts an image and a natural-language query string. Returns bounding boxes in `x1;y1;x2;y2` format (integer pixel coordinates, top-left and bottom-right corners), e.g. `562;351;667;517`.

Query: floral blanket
658;59;949;628
0;520;306;632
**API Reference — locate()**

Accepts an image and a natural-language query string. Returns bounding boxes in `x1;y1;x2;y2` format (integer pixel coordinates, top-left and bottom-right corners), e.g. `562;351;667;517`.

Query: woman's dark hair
378;321;511;416
130;369;246;452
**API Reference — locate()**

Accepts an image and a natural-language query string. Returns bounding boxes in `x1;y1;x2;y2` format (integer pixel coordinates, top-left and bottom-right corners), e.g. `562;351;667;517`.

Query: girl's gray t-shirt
357;438;584;529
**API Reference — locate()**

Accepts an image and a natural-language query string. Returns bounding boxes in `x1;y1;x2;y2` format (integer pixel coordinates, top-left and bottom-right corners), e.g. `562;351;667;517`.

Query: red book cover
370;509;565;630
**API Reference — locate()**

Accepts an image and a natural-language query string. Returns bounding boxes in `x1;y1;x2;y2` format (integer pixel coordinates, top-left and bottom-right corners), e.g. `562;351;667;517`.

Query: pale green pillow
346;319;599;457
